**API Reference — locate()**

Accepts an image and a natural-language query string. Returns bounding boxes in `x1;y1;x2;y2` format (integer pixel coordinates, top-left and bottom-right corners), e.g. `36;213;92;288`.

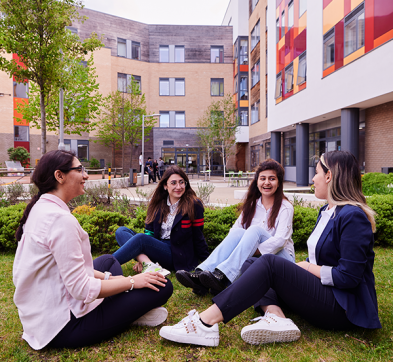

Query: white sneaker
132;307;168;327
159;309;219;347
142;262;170;277
241;311;301;345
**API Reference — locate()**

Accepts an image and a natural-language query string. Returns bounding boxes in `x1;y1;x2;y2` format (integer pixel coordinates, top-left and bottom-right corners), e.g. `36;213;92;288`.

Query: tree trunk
222;144;226;181
111;143;115;168
40;88;47;155
129;143;133;170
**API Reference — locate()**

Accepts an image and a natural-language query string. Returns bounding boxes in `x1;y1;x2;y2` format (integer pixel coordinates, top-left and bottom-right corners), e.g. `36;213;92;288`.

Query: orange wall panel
13;98;29;126
323;0;344;34
374;28;393;49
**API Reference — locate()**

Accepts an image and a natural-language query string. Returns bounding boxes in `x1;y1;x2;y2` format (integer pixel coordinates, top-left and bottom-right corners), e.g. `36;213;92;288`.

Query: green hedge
362;172;393;196
1;196;393;253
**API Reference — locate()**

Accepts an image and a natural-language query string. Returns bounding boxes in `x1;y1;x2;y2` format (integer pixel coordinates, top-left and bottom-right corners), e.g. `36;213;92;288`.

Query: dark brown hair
15;150;75;241
241;159;287;229
146;166;202;224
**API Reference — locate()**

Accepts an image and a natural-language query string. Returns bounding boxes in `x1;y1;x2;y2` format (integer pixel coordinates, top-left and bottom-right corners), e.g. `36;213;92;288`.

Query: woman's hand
132;272;167;292
133;261;143;273
296;261;321;279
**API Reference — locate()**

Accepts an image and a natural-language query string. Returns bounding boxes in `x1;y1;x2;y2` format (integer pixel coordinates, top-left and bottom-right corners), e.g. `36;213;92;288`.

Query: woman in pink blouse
13;150;173;350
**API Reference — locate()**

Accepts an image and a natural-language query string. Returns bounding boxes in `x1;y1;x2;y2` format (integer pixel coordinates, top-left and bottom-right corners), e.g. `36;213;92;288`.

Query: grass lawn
1;248;392;362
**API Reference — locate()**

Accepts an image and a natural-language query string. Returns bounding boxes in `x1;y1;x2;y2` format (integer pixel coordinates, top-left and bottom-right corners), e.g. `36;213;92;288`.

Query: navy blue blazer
145;201;209;272
312;204;381;329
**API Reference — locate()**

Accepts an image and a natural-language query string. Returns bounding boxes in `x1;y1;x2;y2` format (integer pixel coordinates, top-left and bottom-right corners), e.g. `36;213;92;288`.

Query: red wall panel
365;0;375;52
14;141;30;153
344;0;352;16
335;20;344;71
294;28;307;58
279;46;286;71
323;0;334;9
374;0;393;40
285;29;291;56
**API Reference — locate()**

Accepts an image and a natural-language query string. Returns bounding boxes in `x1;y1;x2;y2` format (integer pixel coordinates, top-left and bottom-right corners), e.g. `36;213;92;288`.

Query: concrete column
341;108;359;160
271;132;281;163
296;123;309;186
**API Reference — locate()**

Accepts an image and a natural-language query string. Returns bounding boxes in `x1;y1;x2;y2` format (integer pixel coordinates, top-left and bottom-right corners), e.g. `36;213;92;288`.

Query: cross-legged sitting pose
113;166;209;274
160;151;381;347
13;150;173;350
176;159;295;295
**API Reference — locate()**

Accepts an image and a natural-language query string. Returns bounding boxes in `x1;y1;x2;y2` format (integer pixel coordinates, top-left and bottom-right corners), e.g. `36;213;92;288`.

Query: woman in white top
13;150;173;350
176;159;295;295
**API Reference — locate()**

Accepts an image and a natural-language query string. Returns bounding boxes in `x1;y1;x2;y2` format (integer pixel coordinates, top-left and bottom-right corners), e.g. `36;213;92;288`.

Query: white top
160;197;180;239
307;205;336;286
139;154;143;165
231;198;295;257
13;194;103;350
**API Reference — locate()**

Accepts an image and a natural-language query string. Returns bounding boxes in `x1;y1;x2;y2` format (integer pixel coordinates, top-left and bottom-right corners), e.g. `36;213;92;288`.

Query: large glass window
265;141;271;159
175;78;185;96
284;137;296;166
132;41;140;60
251;0;259;13
285;63;294;93
175;112;185;127
240;110;248;126
281;11;285;39
251;101;259;124
175;46;185;62
275;72;282;99
309;128;341;166
77;141;89;161
133;75;141;92
211;78;224;96
276;18;280;44
159;45;169;62
251;61;260;87
288;1;294;30
14;125;29;142
159;78;169;96
117;73;127;92
159;112;170;127
239;39;248;64
344;3;365;57
251;21;260;50
239;76;248;100
13;81;28;98
211;46;224;63
117;38;126;57
251;145;260;168
323;28;335;70
297;51;306;84
299;0;307;17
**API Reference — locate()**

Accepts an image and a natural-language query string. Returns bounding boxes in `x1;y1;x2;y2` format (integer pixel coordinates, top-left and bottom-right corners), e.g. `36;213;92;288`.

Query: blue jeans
112;227;174;270
197;225;295;283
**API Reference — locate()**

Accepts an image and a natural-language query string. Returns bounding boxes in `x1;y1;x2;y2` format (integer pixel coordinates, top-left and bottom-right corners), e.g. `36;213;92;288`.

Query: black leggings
48;255;173;348
212;254;354;330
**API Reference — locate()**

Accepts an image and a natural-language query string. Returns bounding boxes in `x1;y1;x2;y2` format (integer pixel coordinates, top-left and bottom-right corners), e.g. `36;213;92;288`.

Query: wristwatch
128;276;135;291
104;271;112;280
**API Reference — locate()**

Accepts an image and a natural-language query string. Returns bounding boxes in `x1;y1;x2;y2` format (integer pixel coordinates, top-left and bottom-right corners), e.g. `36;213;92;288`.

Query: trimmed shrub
362;172;393;196
0;203;26;252
367;195;393;246
292;205;318;249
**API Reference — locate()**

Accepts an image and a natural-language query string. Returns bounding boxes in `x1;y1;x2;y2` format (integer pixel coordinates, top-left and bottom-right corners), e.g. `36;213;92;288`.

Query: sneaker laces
177;309;199;333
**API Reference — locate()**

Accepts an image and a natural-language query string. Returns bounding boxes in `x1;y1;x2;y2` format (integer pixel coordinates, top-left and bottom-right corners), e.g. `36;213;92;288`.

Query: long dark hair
146;166;202;224
241;159;287;230
15;150;75;241
320;150;376;232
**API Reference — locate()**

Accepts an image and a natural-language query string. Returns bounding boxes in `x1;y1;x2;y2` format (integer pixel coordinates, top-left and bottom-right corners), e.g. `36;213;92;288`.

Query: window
211;78;224;96
175;46;185;62
285;63;294;93
251;61;260;87
281;11;285;38
132;41;140;60
344;3;365;57
14;125;29;142
13;81;28;98
251;145;260;168
175;112;185;127
288;1;294;30
159;79;169;96
175;78;185;96
251;101;260;124
159;45;169;62
284;137;296;166
265;6;268;30
240;110;248;126
251;21;260;50
299;0;307;17
265;141;271;159
323;28;335;70
297;51;306;84
239;39;248;64
251;0;259;13
275;72;282;99
117;38;126;57
117;73;127;92
239;76;248;100
77;140;89;161
160;112;170;127
211;46;224;63
66;26;78;35
276;18;280;44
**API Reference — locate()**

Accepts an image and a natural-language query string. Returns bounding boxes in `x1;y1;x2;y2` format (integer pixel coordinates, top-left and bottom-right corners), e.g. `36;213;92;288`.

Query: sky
82;0;231;26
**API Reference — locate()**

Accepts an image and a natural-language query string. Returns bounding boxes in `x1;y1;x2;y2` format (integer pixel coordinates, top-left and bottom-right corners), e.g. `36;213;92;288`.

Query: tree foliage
0;0;103;154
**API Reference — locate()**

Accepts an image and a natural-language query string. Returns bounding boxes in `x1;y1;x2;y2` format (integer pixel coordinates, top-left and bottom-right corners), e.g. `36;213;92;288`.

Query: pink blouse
13;194;103;350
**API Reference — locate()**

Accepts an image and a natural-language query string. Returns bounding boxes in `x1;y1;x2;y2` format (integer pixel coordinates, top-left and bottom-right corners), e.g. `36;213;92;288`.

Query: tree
197;93;239;180
95;77;153;174
0;0;103;155
16;55;103;136
7;146;30;167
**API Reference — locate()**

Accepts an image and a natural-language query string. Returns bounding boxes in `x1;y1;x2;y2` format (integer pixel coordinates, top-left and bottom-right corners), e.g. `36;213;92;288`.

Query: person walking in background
158;157;165;179
153;159;160;181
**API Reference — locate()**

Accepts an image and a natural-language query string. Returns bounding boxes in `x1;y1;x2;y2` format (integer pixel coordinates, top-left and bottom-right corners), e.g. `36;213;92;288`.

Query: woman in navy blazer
113;166;209;272
159;151;381;348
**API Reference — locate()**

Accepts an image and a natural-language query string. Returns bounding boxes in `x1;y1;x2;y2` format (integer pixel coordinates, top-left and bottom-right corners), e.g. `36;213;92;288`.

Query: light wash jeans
197;225;295;283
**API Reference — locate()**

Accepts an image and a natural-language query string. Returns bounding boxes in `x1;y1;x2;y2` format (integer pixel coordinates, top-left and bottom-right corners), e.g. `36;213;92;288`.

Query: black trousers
212;254;354;330
48;255;173;348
